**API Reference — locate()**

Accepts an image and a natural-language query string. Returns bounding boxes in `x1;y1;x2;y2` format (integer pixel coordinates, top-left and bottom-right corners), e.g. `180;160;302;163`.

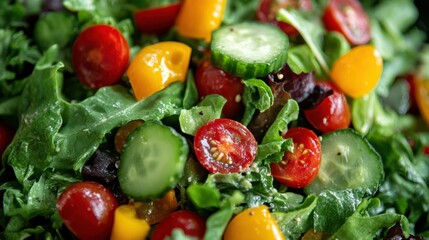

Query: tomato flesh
134;2;182;35
72;24;130;89
304;81;351;133
151;210;206;240
195;60;244;120
194;118;258;174
257;0;313;36
56;181;118;240
270;127;321;188
322;0;371;45
0;121;14;157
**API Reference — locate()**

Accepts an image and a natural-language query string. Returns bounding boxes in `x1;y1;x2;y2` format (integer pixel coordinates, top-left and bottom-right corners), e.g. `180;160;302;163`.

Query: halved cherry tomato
257;0;313;36
127;41;191;100
304;81;351;133
194;118;258;174
134;2;182;35
56;181;118;240
322;0;371;45
72;24;130;89
0;121;14;157
195;60;244;120
151;210;206;240
415;77;429;126
330;45;383;98
224;205;285;240
270;127;321;188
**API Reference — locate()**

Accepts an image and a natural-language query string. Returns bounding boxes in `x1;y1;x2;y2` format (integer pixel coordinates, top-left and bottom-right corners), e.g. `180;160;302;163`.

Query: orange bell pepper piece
127;41;191;100
175;0;227;42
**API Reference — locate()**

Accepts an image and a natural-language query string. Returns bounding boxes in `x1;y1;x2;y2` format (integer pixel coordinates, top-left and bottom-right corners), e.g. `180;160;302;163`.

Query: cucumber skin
305;129;383;196
210;22;289;79
118;121;189;201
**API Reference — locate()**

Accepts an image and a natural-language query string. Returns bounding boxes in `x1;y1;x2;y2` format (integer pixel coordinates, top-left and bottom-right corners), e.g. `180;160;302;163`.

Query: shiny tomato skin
195;60;244;120
56;181;118;240
270;127;321;188
194;118;258;174
0;121;14;157
151;210;206;240
322;0;371;45
72;24;129;89
134;2;182;35
304;81;351;133
257;0;313;36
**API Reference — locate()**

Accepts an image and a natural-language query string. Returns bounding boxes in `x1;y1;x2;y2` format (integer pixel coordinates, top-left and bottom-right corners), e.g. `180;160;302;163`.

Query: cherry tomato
195;60;244;120
56;181;118;240
151;210;206;240
0;121;14;157
415;77;429;126
322;0;371;45
404;74;418;114
194;118;258;174
270;127;321;188
72;24;130;89
330;45;383;98
134;2;182;35
257;0;313;36
223;205;285;240
304;81;351;133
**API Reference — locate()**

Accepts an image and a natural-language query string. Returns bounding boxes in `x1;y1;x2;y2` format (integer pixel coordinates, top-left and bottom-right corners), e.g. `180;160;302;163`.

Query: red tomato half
304;81;351;133
195;60;244;120
270;127;321;188
194;118;258;174
134;2;182;35
151;210;206;240
322;0;371;45
56;181;118;240
72;24;130;89
257;0;313;36
0;121;14;157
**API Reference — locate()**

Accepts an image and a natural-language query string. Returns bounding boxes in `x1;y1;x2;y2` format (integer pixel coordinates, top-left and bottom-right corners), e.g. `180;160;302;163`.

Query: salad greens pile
1;0;428;239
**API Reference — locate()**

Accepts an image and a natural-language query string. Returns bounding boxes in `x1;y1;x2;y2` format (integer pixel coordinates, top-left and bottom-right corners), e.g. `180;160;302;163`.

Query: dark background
415;0;429;40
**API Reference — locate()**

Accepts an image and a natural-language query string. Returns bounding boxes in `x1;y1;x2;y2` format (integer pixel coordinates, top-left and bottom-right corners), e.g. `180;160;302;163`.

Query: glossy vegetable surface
331;45;383;98
134;2;182;35
151;210;206;240
194;118;258;173
110;205;150;240
175;0;226;42
270;127;321;188
195;59;244;120
72;24;130;89
56;181;118;240
127;41;191;100
224;205;285;240
304;81;351;133
322;0;371;45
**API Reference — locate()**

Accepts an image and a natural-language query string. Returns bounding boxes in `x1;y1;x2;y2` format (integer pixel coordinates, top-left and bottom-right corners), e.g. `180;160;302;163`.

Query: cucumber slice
210;22;289;79
118;121;189;201
305;129;383;195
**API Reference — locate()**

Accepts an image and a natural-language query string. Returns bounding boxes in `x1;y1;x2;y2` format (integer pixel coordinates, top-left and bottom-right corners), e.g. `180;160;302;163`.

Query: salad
1;0;429;239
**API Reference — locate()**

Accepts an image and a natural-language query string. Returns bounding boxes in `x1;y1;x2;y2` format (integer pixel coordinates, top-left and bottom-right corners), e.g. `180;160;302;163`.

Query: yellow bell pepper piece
127;41;191;100
175;0;226;42
110;205;150;240
223;205;285;240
